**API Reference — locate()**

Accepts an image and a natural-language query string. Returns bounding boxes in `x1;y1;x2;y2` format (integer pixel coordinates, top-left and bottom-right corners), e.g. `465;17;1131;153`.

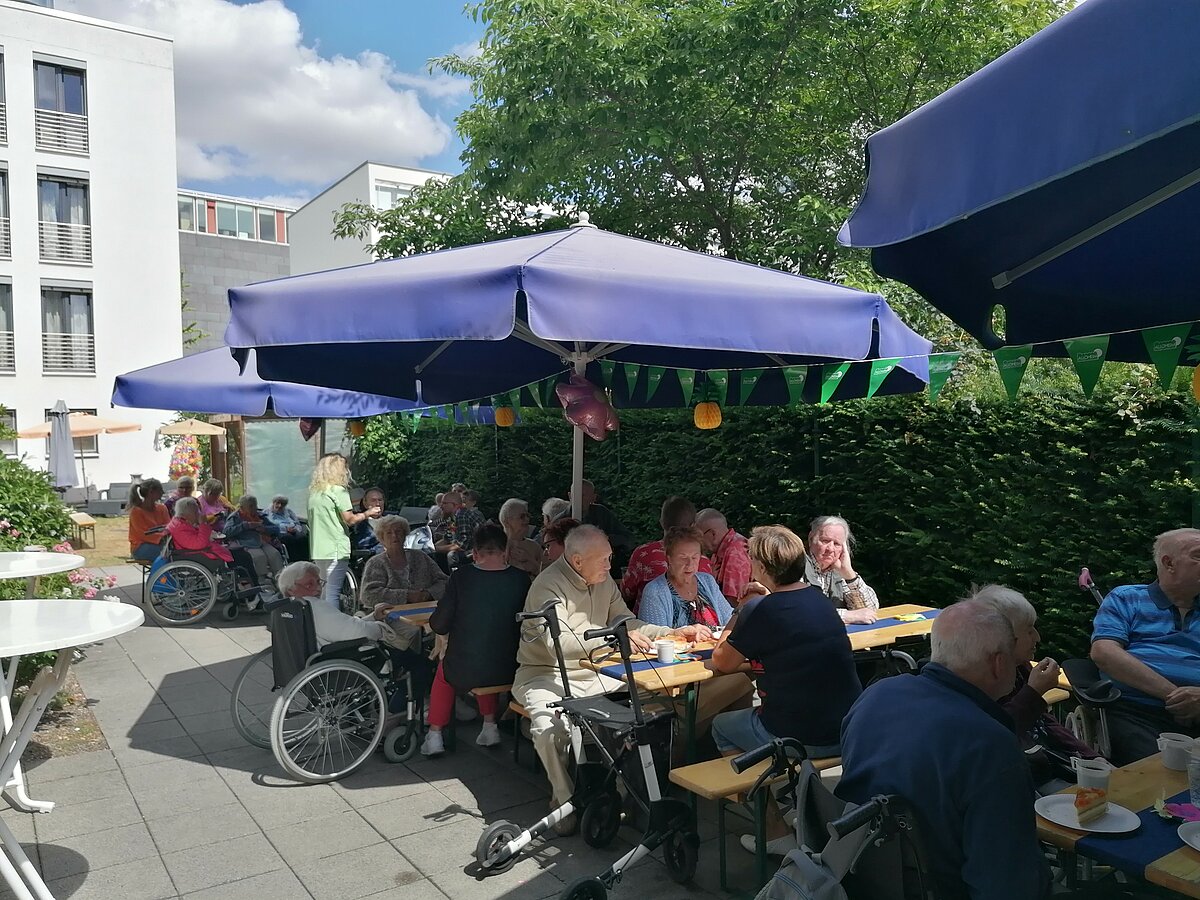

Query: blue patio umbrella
223;218;932;516
838;0;1200;363
47;399;78;490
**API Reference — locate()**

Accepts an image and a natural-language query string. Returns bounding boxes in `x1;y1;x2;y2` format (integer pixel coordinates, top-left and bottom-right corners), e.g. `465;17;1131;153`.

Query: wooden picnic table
384;600;440;626
1037;752;1200;897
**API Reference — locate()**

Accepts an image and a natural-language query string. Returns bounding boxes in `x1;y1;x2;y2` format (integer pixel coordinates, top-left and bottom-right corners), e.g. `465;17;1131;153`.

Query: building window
33;62;88;154
178;195;195;231
0;409;15;457
41;287;94;373
38;176;91;263
0;54;8;145
0;170;9;259
215;201;236;237
196;198;208;233
374;181;411;210
0;284;13;373
257;208;276;242
43;406;96;456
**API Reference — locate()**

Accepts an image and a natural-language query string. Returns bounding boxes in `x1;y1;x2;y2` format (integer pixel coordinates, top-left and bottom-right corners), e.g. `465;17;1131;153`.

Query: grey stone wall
179;232;291;354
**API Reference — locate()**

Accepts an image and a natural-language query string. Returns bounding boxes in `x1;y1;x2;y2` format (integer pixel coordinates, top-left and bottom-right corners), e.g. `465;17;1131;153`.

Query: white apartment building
0;0;182;487
287;161;445;275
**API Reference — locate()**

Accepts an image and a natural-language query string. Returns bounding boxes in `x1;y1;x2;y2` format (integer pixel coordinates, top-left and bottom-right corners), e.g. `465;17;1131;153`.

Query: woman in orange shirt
128;478;170;562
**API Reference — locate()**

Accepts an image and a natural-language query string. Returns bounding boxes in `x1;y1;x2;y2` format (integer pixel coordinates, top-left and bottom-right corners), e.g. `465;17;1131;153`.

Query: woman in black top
421;523;531;756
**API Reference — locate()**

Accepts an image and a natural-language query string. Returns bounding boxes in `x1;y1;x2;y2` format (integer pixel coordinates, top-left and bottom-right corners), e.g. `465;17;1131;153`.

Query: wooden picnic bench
69;512;96;548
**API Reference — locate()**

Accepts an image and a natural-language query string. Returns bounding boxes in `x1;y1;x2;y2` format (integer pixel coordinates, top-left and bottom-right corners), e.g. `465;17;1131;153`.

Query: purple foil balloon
556;374;619;442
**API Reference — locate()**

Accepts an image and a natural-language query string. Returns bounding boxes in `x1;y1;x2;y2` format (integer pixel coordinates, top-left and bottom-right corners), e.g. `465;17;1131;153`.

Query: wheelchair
142;534;276;627
1061;568;1120;760
230;598;427;783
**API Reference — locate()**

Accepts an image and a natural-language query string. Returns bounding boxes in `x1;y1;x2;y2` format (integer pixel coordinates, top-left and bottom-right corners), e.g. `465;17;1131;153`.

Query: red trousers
428;660;498;728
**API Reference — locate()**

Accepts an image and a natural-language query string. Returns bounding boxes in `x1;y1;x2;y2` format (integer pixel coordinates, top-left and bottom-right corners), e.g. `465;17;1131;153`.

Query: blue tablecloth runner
844;608;941;634
387;606;436;621
1076;790;1188;874
599;647;714;680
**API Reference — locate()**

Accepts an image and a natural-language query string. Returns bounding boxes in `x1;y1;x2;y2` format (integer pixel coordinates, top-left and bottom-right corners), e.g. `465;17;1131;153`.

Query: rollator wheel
382;723;419;763
475;820;521;874
581;790;622;848
221;602;240;621
559;876;607;900
662;830;698;884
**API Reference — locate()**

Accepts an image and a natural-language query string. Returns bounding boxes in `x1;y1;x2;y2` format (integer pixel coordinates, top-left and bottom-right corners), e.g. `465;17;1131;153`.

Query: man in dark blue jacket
837;599;1051;900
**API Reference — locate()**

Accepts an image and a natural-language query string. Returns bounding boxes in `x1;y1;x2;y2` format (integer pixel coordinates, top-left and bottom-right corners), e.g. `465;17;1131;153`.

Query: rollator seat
552;695;673;730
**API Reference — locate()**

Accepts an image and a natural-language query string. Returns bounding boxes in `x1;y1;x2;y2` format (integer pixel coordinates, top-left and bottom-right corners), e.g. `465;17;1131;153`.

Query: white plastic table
0;600;143;900
0;553;87;818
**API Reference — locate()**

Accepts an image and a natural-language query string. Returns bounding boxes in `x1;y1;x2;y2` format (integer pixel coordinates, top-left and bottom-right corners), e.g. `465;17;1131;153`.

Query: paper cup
1071;756;1113;790
654;640;675;664
1159;733;1196;771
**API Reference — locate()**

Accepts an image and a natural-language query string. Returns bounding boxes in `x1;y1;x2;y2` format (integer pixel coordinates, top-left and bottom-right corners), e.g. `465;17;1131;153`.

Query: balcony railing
39;221;91;263
42;332;94;374
0;102;8;145
34;108;88;154
0;331;13;373
0;218;10;259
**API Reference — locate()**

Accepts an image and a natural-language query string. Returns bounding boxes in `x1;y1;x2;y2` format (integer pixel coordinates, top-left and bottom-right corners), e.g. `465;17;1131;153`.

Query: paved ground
2;566;761;900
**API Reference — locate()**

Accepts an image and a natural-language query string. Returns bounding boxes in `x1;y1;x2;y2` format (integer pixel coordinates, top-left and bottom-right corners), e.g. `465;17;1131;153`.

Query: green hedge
355;394;1198;660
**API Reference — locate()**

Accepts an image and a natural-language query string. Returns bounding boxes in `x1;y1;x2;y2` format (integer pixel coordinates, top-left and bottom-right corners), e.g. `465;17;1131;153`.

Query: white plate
1178;821;1200;851
1035;794;1141;834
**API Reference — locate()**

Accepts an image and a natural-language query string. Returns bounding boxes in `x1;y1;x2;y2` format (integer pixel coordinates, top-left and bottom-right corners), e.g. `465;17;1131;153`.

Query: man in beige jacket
513;525;708;834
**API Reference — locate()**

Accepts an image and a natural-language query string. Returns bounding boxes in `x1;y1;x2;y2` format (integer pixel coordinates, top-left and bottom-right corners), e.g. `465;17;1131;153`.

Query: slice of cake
1074;787;1109;825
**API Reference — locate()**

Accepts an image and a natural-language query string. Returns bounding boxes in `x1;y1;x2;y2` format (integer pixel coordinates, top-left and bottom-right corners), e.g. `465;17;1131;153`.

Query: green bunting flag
677;369;696;406
784;366;807;406
622;363;641;400
927;352;961;401
1064;336;1109;398
706;369;730;406
993;344;1033;400
866;358;899;399
527;382;544;408
506;389;521;416
599;360;615;388
1141;324;1191;389
737;369;763;406
440;405;452;427
544;378;559;408
819;363;851;405
645;366;666;402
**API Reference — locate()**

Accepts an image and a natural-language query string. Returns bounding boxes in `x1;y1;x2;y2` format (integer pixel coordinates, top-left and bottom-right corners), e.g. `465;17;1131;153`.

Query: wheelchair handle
731;740;779;775
731;736;806;775
829;796;889;839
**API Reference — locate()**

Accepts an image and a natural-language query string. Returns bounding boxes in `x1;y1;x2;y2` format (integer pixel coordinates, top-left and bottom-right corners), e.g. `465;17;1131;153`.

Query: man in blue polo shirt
1091;528;1200;764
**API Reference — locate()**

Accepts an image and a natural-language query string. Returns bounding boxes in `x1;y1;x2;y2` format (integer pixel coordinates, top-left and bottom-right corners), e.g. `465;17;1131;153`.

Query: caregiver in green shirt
308;453;380;610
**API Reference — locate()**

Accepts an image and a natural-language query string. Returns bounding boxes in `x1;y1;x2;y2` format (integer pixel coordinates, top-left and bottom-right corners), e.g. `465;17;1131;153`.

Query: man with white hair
278;560;419;652
1091;527;1200;764
837;599;1051;900
512;524;709;835
695;508;751;605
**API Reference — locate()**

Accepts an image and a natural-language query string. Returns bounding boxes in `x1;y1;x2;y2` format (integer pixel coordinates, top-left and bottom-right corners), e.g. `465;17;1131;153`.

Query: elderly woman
421;523;531;756
267;494;308;560
359;515;448;610
541;497;570;527
128;478;170;561
711;525;862;855
640;526;733;629
805;515;879;625
198;478;235;527
539;516;580;566
224;495;286;583
621;496;714;610
970;584;1099;778
164;476;195;516
499;498;541;577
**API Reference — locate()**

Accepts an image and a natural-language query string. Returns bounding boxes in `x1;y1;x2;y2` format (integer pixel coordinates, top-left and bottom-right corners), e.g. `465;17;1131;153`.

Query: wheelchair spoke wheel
145;561;217;626
662;830;698;884
270;659;385;783
230;648;276;749
338;571;359;616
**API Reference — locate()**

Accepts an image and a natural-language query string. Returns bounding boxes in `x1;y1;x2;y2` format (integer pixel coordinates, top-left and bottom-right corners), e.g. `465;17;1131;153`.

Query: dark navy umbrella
838;0;1200;362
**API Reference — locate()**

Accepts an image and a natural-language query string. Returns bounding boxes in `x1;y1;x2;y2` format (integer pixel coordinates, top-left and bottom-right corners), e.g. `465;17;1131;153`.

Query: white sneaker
455;697;478;722
476;722;501;747
740;833;797;857
420;730;445;756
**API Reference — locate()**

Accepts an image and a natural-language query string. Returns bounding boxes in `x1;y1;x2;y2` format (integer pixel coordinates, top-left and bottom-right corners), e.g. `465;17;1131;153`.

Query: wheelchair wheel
269;658;385;783
145;560;218;626
221;602;240;621
230;647;275;749
382;722;420;763
581;790;622;848
662;829;698;884
559;876;607;900
338;570;359;616
475;820;521;874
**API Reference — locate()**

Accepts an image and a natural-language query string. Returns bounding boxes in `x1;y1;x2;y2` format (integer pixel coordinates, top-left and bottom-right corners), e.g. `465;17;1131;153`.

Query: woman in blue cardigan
640;526;735;629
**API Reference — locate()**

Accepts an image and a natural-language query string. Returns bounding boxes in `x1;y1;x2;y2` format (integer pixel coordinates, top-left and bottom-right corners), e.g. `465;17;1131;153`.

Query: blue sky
65;0;486;206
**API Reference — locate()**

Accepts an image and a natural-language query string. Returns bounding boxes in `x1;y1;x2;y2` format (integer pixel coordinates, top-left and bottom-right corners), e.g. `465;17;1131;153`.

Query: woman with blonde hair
308;453;380;609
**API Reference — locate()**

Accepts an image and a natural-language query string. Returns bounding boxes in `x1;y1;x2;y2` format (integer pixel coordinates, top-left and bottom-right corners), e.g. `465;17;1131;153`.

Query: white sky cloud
61;0;456;186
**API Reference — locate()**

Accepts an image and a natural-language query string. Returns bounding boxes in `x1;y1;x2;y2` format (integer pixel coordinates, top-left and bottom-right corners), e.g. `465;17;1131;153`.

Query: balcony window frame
34;60;87;117
0;281;13;374
40;284;95;374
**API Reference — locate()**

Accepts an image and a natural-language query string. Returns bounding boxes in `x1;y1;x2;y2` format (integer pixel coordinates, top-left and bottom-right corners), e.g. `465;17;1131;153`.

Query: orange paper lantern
349;419;367;438
694;401;722;430
495;407;517;428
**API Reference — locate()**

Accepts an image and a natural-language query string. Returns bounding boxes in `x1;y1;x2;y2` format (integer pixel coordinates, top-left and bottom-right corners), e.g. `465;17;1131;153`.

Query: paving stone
357;787;478;840
33;792;144;843
293;842;422;900
176;709;238;736
111;733;206;769
21;749;119;785
329;757;435;808
390;817;495;876
145;799;261;855
180;867;311;900
0;808;37;843
162;831;286;893
428;851;565;900
128;767;238;820
225;778;354;830
359;877;449;899
17;768;132;809
261;807;385;865
45;854;176;900
38;821;159;881
191;727;253;755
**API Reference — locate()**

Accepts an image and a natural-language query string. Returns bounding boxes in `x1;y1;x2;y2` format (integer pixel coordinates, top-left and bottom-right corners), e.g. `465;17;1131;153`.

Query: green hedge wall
354;394;1198;660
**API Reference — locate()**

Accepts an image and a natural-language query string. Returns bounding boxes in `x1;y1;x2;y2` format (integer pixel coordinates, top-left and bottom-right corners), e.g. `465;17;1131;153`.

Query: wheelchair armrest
309;639;375;663
1061;657;1122;705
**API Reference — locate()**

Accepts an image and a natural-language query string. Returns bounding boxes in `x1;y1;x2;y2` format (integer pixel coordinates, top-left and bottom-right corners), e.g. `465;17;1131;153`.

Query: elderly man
278;560;419;652
512;525;709;834
1091;528;1200;764
695;508;752;606
352;487;394;554
805;515;879;625
432;490;465;572
837;600;1051;900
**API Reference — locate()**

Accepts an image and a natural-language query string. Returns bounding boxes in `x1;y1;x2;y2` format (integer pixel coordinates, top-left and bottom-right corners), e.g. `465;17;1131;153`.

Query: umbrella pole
570;353;587;520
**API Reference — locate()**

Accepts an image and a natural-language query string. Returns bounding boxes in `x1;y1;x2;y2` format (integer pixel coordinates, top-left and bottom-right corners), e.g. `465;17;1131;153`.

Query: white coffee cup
653;640;675;664
1072;756;1113;790
1158;732;1197;770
